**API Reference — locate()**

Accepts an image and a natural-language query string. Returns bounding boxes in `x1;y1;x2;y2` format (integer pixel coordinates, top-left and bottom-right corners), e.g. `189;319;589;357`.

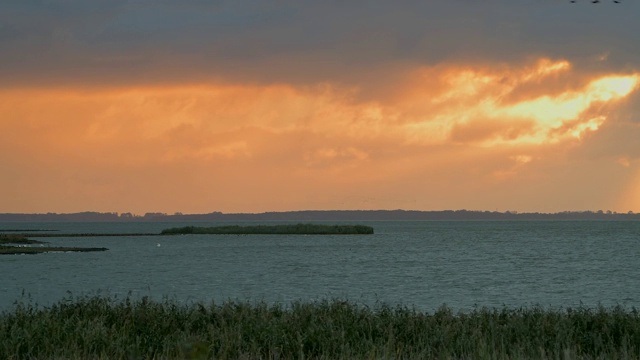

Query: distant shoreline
0;234;109;255
0;246;108;255
0;224;375;254
0;209;639;222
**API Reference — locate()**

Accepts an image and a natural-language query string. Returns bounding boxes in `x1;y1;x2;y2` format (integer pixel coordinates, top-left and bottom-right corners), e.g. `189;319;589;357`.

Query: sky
2;0;640;214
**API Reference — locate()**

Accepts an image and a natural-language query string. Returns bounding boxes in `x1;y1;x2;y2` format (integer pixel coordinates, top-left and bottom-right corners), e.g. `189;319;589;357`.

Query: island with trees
160;224;374;235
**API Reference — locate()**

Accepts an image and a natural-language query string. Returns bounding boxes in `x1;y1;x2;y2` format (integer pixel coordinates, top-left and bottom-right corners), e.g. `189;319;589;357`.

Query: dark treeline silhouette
0;210;638;222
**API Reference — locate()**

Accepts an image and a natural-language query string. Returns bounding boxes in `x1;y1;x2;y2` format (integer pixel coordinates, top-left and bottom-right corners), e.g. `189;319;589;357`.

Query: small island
0;234;108;255
160;223;374;235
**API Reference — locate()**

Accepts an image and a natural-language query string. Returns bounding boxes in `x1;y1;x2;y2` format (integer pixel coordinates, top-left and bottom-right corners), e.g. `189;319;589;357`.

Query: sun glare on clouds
403;59;638;147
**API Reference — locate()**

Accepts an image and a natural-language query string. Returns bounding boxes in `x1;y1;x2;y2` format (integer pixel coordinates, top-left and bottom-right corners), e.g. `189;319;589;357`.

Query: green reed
2;295;640;359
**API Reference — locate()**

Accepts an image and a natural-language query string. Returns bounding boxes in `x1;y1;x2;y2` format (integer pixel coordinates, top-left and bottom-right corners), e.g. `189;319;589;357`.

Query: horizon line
0;209;636;216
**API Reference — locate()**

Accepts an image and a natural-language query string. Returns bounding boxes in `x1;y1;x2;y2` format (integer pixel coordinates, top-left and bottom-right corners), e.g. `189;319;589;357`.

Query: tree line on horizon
0;209;638;222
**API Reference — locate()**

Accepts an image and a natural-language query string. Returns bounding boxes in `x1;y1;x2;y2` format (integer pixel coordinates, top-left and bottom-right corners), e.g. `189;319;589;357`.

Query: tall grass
1;295;640;359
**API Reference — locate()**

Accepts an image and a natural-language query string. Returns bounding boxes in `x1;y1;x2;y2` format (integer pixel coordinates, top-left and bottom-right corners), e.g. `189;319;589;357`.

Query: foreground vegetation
2;296;640;359
161;223;375;235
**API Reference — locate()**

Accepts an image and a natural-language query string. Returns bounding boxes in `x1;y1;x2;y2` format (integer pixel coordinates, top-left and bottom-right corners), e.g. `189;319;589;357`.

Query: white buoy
157;243;161;247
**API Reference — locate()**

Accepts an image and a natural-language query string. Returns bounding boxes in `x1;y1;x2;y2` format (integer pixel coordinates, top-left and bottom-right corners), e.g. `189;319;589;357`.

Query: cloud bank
1;1;639;213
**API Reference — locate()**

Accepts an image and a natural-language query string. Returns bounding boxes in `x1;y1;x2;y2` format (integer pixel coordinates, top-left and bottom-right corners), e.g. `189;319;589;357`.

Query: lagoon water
1;221;639;312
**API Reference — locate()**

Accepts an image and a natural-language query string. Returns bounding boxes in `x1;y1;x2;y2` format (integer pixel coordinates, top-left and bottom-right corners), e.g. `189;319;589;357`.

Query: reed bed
0;234;44;245
2;295;640;359
160;224;374;235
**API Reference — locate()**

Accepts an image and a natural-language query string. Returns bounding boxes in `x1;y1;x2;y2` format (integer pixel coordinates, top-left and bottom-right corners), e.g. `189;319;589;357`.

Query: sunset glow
1;1;640;214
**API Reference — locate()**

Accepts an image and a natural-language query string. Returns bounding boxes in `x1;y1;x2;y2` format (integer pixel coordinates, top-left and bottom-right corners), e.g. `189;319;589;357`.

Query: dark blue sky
1;1;637;86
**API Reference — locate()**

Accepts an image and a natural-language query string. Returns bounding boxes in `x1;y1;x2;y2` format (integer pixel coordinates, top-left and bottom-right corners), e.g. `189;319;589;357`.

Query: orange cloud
1;58;639;213
395;59;639;146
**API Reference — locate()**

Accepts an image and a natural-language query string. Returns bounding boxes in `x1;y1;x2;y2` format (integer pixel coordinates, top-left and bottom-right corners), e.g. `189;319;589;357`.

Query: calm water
1;221;639;312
